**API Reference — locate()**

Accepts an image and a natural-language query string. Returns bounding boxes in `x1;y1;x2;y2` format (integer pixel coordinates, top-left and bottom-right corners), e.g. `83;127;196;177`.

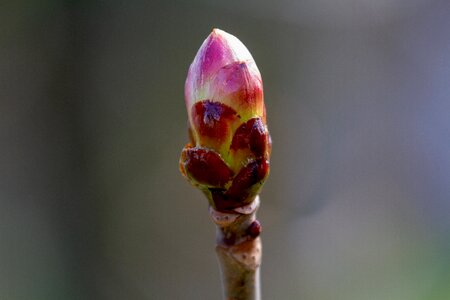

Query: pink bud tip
185;29;265;144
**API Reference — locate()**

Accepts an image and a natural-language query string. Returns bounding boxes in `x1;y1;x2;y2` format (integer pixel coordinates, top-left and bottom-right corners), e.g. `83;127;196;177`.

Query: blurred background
1;0;450;299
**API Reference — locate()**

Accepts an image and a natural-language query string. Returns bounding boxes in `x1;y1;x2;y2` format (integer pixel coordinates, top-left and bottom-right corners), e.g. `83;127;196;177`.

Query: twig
210;197;262;300
179;28;270;300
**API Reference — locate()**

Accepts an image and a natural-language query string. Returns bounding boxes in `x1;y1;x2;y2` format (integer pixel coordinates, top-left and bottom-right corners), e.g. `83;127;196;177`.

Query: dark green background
1;0;450;299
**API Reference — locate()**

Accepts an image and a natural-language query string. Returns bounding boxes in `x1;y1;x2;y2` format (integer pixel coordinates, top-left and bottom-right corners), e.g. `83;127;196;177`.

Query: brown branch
210;196;262;300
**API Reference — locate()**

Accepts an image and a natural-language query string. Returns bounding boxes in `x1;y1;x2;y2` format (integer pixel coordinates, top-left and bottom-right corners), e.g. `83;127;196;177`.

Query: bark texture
210;196;262;300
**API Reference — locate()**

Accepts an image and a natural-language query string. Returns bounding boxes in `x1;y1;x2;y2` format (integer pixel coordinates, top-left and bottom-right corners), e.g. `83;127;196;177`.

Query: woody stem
209;196;262;300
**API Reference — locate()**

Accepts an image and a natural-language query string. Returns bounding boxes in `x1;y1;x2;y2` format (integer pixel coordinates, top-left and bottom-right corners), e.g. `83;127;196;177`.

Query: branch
210;197;262;300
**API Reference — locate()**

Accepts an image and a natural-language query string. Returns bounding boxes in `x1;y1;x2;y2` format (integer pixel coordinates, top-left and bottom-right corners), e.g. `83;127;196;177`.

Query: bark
209;196;262;300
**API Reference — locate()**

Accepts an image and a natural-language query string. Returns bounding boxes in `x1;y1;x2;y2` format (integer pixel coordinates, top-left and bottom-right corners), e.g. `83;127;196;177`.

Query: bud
180;29;271;212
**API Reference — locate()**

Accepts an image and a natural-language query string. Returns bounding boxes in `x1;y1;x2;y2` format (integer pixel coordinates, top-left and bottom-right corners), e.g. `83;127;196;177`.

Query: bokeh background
1;0;450;299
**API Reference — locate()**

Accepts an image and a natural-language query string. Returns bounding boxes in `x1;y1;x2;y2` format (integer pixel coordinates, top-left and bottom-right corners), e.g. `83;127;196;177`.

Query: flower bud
180;29;271;212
